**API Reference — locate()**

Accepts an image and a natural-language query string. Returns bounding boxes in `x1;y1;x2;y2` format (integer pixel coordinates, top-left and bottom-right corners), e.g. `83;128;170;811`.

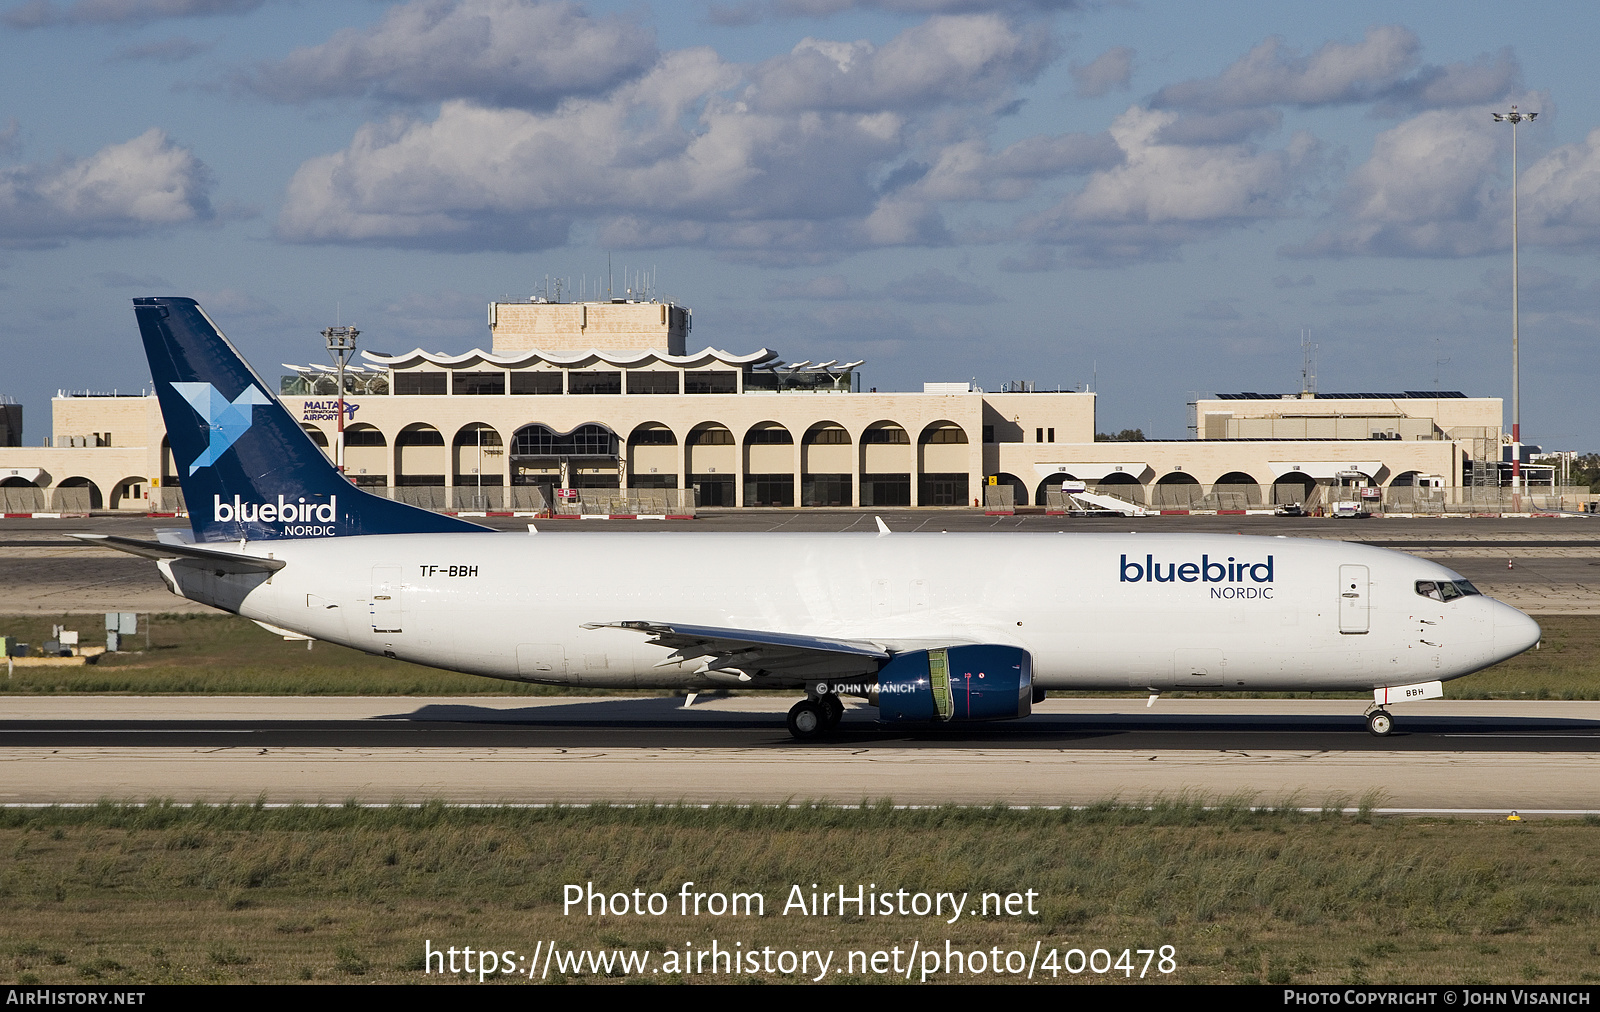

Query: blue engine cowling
869;645;1033;723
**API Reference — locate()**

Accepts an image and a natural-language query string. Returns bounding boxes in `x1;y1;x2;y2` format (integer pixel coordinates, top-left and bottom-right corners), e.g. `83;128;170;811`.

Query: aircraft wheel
1367;710;1394;737
787;700;826;740
819;693;845;729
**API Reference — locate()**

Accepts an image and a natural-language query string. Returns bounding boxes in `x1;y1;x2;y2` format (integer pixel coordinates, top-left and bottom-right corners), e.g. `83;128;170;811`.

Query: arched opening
1212;470;1261;508
0;477;45;512
802;422;852;507
300;423;329;449
919;422;969;444
1034;472;1076;507
453;423;505;508
686;423;735;507
743;423;794;507
510;423;620;490
919;422;969;506
342;423;388;487
860;421;912;507
991;471;1028;508
110;475;151;510
52;477;102;512
394;424;447;507
1153;471;1201;508
156;436;182;511
1273;470;1317;506
1093;470;1146;507
628;423;679;489
160;435;178;480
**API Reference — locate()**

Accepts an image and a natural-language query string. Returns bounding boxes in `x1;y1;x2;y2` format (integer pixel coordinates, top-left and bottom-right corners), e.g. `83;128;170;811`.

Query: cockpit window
1416;579;1480;602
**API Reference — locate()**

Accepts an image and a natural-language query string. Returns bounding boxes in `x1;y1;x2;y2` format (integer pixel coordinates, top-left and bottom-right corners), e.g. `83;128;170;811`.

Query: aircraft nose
1492;603;1541;661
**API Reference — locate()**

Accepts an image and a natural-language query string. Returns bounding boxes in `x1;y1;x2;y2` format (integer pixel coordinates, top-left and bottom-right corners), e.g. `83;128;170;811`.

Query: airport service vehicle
81;298;1543;740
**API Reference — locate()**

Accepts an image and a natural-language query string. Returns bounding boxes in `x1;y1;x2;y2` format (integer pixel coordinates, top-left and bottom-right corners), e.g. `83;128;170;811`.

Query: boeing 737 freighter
78;298;1542;739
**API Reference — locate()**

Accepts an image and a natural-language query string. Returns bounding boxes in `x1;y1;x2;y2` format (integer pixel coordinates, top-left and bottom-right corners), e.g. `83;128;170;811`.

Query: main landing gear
786;691;846;741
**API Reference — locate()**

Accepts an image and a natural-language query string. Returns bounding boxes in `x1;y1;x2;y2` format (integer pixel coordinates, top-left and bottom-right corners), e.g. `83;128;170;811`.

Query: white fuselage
157;531;1540;693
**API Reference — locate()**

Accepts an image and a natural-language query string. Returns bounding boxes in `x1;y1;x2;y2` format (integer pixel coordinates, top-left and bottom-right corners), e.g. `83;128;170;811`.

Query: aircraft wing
68;534;286;575
584;620;888;681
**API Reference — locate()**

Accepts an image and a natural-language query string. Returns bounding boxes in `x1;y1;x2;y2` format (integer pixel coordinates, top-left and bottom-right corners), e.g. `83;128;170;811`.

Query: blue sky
4;0;1599;446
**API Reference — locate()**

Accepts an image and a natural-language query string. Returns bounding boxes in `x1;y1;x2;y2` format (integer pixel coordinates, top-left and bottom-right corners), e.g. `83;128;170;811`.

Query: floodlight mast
323;325;359;473
1493;105;1536;498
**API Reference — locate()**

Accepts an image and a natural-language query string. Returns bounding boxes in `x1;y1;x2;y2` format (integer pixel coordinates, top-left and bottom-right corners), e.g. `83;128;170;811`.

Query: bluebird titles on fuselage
1120;554;1274;584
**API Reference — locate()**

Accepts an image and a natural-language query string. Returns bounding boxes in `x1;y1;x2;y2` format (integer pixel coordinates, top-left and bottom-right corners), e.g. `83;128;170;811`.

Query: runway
5;697;1599;812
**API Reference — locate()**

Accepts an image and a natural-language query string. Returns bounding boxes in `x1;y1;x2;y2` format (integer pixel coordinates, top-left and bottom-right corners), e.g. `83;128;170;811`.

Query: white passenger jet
78;298;1542;739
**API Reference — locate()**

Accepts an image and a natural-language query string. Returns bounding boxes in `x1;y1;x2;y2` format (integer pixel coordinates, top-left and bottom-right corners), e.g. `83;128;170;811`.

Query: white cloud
275;46;911;258
275;12;1094;262
900;131;1121;204
745;14;1056;113
1020;106;1320;265
4;0;261;28
1150;26;1518;115
244;0;657;110
0;128;214;248
1153;109;1281;146
1292;101;1600;260
1519;127;1600;251
1151;26;1420;111
1289;107;1506;258
1070;45;1132;99
1372;48;1520;116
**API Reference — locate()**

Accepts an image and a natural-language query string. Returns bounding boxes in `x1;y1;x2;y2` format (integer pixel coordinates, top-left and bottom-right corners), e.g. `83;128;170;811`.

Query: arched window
511;424;619;456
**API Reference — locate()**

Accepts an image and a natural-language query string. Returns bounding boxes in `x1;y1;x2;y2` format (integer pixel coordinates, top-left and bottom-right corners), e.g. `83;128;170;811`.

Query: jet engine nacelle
864;644;1033;722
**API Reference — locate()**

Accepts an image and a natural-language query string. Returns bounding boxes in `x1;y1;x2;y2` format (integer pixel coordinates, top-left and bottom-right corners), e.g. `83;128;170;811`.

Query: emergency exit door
1338;565;1369;634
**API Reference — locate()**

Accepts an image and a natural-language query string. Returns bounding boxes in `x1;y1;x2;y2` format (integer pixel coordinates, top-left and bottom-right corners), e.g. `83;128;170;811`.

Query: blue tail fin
135;297;491;542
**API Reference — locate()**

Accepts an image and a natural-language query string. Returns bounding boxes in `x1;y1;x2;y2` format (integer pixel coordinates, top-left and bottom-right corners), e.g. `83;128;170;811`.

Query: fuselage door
1338;564;1369;634
371;565;404;634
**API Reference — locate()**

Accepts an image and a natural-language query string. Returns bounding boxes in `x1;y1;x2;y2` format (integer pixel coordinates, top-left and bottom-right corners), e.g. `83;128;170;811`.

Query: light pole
1493;105;1536;499
322;325;359;473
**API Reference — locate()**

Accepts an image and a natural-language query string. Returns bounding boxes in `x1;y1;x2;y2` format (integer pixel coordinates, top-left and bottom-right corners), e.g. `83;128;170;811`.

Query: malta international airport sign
301;401;360;422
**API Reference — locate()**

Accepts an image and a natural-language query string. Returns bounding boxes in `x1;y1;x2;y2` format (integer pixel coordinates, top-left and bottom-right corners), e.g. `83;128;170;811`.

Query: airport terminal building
0;297;1563;514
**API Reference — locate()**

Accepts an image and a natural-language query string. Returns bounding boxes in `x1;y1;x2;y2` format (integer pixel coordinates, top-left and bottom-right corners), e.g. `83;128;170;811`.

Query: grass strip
2;801;1598;985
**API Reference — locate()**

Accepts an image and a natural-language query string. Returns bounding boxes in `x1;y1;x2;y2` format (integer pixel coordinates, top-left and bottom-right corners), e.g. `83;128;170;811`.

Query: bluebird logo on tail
171;381;270;475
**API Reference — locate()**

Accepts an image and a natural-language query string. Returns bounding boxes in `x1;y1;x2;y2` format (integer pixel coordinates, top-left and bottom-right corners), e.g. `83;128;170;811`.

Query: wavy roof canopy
358;347;778;370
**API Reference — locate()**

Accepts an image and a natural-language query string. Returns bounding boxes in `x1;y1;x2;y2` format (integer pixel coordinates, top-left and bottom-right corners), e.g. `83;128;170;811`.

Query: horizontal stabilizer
69;533;286;575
